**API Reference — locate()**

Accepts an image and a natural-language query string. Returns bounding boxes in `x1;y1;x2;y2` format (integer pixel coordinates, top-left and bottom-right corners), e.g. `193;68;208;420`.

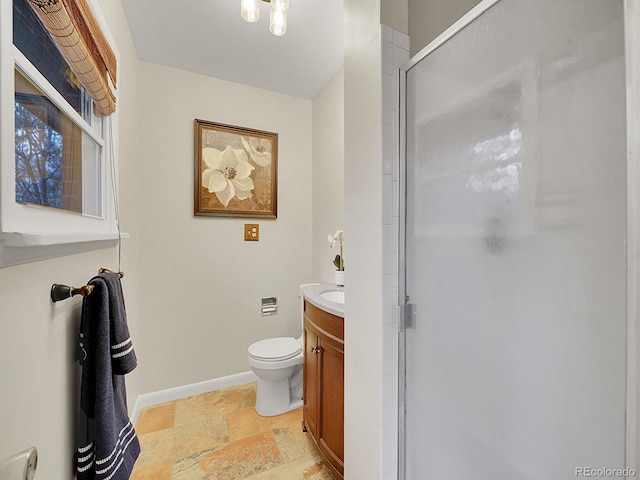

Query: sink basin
320;291;345;304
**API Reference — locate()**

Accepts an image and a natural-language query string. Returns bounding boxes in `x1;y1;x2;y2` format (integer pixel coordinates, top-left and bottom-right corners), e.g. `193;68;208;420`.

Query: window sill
0;232;129;268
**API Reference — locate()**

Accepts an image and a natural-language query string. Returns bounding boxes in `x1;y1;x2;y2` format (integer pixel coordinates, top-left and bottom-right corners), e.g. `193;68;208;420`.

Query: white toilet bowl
248;336;304;417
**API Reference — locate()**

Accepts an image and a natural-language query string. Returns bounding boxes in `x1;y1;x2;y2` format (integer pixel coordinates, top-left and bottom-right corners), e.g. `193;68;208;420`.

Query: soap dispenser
0;448;37;480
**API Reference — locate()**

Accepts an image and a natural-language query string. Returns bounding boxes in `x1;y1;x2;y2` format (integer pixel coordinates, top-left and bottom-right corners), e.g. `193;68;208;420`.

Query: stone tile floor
130;383;335;480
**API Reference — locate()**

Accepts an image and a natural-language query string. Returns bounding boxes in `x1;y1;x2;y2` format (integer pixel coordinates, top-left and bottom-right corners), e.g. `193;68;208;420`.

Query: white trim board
130;371;258;424
625;0;640;469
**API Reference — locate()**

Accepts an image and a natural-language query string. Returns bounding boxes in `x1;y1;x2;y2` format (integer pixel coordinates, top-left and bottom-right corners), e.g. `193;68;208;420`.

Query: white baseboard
130;370;258;423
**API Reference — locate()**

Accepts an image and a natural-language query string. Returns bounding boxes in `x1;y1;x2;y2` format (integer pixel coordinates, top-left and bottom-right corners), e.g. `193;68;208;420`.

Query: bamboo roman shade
26;0;117;115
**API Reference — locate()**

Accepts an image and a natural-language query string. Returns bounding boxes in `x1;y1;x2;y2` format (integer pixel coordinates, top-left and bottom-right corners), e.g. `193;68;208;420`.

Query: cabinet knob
310;346;322;354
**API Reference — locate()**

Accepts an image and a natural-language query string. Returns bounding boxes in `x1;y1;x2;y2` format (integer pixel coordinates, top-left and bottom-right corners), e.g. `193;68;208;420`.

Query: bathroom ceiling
121;0;344;100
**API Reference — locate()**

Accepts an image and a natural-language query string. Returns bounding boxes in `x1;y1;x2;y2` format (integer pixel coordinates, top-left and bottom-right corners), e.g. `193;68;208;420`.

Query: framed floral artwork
194;119;278;218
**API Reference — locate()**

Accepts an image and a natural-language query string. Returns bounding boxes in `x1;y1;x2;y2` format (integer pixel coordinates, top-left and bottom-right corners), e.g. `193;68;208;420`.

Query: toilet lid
248;337;302;361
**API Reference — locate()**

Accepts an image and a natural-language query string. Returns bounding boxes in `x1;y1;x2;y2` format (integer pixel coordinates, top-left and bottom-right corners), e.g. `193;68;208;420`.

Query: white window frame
0;0;123;267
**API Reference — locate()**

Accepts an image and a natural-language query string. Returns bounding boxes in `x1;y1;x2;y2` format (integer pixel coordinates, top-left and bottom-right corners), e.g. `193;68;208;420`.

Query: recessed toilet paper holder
261;297;278;316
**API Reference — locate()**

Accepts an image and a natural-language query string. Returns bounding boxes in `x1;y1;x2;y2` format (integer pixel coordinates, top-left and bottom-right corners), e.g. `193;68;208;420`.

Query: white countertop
301;283;345;318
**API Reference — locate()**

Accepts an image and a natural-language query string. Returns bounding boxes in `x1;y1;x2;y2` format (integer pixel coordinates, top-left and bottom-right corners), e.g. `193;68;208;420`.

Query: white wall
312;68;344;285
96;0;142;404
136;62;313;394
344;0;384;477
408;0;481;55
0;1;141;477
382;0;409;34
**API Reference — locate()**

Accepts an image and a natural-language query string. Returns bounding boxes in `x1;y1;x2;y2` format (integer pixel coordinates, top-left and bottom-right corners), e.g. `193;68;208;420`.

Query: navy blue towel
77;272;140;480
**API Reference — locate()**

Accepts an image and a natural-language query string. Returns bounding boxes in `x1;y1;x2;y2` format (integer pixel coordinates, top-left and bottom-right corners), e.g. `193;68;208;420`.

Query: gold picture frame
194;119;278;218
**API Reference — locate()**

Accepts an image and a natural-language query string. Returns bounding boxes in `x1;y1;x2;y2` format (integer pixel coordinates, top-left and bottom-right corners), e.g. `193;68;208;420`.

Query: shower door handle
400;303;416;330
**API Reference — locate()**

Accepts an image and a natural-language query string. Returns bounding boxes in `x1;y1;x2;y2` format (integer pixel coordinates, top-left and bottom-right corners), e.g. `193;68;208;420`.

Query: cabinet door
318;337;344;475
303;326;319;438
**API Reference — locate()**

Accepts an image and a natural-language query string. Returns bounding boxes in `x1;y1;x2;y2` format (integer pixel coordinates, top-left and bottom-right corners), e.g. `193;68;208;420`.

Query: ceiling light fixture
241;0;288;36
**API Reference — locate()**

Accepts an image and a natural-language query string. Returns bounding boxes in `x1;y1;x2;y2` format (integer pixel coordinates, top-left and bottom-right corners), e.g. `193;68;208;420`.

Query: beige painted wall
382;0;409;34
0;1;141;477
312;68;344;285
135;62;313;394
344;0;384;476
96;0;142;404
408;0;481;55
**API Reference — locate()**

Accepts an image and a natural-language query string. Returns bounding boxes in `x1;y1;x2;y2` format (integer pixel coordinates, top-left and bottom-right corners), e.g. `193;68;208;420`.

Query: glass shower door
402;0;628;478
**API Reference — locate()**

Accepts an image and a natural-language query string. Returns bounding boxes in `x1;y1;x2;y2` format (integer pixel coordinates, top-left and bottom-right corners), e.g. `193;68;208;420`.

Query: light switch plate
244;224;259;241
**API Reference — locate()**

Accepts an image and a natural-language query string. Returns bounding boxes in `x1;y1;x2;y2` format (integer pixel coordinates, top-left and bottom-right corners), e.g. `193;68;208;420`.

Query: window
0;0;120;266
13;0;104;217
15;70;103;216
13;0;85;117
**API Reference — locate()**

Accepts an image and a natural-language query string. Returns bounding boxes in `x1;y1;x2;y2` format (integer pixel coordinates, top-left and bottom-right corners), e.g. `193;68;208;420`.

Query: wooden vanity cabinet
303;300;344;479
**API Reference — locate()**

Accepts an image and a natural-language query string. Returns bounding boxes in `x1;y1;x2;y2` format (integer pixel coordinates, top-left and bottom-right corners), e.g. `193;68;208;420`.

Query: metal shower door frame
396;1;640;478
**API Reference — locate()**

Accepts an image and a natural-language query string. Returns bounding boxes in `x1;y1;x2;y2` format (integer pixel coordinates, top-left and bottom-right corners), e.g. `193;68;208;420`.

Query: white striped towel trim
111;338;131;350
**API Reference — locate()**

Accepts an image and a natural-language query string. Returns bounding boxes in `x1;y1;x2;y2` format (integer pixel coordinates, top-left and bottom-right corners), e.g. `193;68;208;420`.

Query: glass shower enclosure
400;0;639;477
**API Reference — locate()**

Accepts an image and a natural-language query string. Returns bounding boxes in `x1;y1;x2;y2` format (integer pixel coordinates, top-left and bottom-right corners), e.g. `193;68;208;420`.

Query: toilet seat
248;337;302;362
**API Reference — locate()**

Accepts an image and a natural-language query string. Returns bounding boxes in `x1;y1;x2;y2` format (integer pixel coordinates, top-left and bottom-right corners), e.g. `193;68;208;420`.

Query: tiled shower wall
380;25;409;480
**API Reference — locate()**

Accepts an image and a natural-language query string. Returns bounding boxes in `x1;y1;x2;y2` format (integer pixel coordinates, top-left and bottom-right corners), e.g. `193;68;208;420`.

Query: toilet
248;284;319;417
248;336;304;416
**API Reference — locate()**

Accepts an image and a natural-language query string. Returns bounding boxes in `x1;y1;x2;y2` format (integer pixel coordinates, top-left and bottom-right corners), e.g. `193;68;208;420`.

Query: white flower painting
202;146;255;207
241;136;272;167
195;120;278;218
